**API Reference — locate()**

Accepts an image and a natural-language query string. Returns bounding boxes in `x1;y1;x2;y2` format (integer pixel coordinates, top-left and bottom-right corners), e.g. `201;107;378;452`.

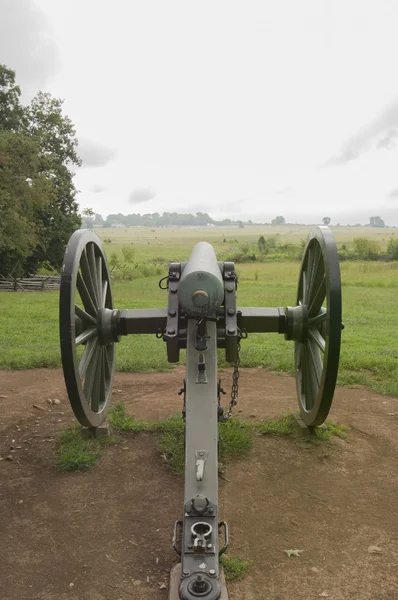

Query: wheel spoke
87;243;99;301
102;280;108;309
309;275;326;316
76;327;97;346
77;271;97;317
96;255;103;308
307;244;322;303
104;345;112;379
308;328;326;353
91;347;104;412
303;246;313;305
303;345;315;410
75;304;96;326
79;337;98;379
83;343;100;402
80;248;99;310
307;339;323;389
308;311;327;327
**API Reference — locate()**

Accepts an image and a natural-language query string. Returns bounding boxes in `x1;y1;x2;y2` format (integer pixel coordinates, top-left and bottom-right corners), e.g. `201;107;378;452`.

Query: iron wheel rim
295;226;342;427
59;229;115;427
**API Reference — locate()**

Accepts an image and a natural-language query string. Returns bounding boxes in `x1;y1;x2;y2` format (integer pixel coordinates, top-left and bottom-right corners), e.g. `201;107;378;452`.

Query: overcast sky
1;0;398;224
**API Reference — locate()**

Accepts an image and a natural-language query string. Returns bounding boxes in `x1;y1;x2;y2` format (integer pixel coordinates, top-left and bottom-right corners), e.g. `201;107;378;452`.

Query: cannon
59;226;342;599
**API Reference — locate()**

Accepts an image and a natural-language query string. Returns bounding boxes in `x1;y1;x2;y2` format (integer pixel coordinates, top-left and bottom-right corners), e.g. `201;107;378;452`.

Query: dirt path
1;368;398;600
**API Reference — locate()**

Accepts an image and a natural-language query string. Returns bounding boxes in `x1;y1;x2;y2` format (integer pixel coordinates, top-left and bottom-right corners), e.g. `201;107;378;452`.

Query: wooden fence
0;275;61;292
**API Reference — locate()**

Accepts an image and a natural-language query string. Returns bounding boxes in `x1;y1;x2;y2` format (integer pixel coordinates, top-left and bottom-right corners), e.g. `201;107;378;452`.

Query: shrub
353;237;381;260
387;238;398;260
121;245;135;263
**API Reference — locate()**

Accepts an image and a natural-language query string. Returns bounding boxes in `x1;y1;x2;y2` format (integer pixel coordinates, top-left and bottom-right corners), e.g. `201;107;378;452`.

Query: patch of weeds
55;426;102;472
221;555;252;581
154;415;254;475
257;413;297;436
257;413;348;445
108;403;149;433
218;418;253;462
313;421;348;441
155;415;185;474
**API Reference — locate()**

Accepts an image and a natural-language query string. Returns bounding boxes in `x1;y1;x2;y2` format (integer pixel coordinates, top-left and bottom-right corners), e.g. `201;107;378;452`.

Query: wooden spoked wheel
294;226;342;427
59;230;118;428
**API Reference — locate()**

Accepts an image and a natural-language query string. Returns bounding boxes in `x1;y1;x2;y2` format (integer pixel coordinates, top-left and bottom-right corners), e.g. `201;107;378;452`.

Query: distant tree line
82;212;251;228
0;65;81;276
83;212;392;229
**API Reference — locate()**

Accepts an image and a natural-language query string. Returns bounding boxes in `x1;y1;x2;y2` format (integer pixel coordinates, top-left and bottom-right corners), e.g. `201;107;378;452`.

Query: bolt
227;328;236;335
167;329;176;335
208;507;214;513
171;288;177;294
227;308;235;315
207;543;212;549
226;285;233;292
183;569;190;576
198;451;204;456
169;309;176;317
209;569;216;576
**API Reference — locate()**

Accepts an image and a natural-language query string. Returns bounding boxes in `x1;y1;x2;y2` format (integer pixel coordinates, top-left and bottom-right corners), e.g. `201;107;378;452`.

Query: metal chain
225;336;241;420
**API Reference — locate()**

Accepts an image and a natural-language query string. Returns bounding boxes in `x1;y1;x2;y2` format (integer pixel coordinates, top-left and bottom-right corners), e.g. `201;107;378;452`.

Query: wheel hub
97;308;121;345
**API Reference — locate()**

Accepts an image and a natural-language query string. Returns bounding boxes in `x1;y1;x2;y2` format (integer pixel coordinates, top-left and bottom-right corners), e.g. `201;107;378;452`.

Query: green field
1;225;397;397
97;224;398;265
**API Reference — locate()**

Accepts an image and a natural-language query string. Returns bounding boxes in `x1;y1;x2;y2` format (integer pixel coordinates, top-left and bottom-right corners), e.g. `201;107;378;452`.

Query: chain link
225;330;245;420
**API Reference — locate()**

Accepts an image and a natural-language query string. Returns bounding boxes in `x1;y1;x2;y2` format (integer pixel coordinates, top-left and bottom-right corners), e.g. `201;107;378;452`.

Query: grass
221;555;252;581
108;403;149;433
154;415;254;475
55;425;112;472
258;413;348;442
1;225;397;397
56;405;347;473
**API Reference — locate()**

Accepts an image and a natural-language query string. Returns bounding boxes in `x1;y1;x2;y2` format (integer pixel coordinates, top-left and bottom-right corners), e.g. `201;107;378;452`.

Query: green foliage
221;555;251;581
121;245;135;263
387;237;398;260
218;419;253;461
55;426;102;472
0;131;52;274
257;414;347;442
257;235;268;254
155;415;185;474
0;64;25;131
353;237;381;259
0;65;81;275
108;404;149;433
257;413;297;436
369;216;385;228
271;215;285;225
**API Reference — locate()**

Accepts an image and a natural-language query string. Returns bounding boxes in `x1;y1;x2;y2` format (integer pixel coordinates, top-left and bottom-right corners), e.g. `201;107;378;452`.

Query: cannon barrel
178;242;224;317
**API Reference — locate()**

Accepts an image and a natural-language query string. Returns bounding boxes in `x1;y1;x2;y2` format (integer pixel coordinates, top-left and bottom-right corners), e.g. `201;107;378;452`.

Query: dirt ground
1;367;398;600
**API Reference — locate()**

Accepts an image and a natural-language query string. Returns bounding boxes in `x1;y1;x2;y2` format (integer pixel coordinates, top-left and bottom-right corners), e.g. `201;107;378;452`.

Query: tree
257;235;267;253
271;216;285;225
0;67;82;274
368;216;385;228
322;216;331;225
0;131;52;274
0;65;25;132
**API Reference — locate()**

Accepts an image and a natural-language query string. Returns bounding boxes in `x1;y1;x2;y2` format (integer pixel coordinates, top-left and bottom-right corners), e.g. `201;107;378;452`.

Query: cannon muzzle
178;242;224;317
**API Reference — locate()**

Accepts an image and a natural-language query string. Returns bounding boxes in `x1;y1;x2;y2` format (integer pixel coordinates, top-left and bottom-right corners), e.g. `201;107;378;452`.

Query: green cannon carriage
59;226;342;599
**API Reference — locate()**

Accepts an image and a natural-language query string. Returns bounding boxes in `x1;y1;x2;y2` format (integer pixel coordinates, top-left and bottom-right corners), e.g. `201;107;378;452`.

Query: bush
353;237;381;260
387;238;398;260
121;245;135;263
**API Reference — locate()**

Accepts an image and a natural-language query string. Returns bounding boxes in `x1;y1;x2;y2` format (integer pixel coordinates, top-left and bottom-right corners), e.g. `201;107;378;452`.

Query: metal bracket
196;353;208;384
223;262;238;363
164;262;181;362
195;450;209;481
